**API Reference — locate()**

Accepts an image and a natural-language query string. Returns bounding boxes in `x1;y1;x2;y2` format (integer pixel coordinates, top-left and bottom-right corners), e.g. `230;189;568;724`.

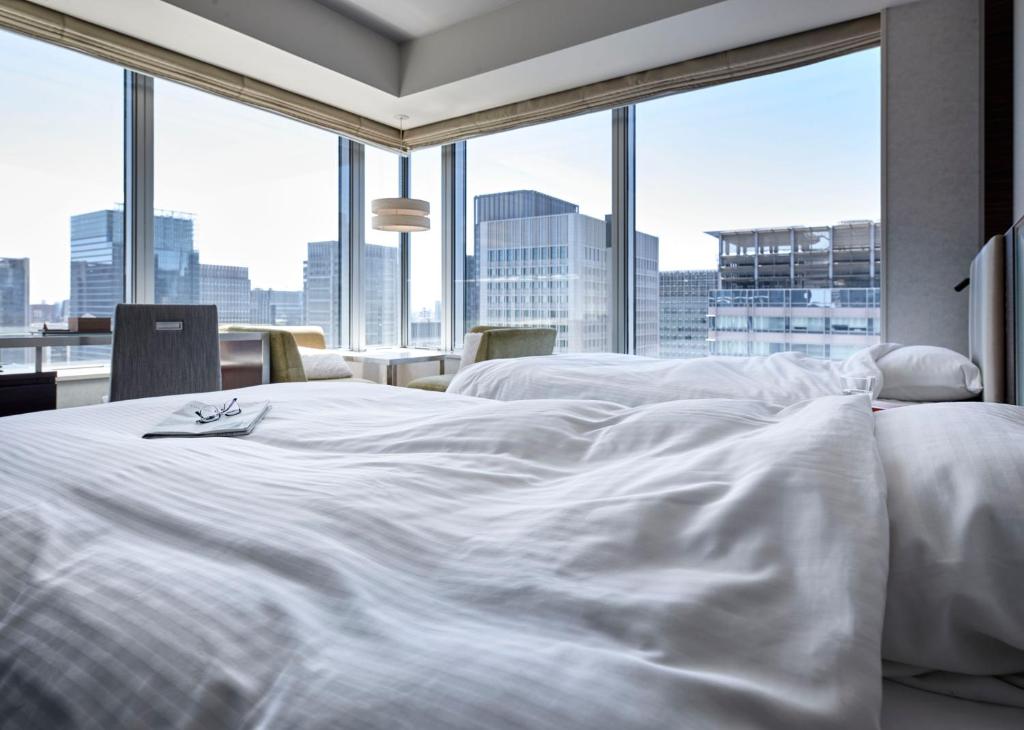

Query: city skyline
3;201;879;365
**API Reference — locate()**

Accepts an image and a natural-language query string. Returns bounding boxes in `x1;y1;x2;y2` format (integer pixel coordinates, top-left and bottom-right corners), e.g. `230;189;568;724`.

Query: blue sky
0;27;878;312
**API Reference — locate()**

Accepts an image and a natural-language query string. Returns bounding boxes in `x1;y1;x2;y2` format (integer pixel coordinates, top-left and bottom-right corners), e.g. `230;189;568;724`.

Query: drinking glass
840;375;876;396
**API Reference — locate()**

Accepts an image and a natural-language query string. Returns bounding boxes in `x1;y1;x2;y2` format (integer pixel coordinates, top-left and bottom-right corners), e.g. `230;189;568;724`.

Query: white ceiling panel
312;0;519;42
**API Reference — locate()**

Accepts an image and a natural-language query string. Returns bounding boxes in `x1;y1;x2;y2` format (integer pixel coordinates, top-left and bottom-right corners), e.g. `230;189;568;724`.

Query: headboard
968;235;1007;403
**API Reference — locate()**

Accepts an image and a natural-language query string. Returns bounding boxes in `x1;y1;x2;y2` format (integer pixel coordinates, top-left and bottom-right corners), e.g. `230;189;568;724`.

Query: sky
0;28;879;314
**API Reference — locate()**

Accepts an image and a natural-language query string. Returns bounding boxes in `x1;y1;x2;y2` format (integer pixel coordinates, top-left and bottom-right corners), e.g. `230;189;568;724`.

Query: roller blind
0;0;404;150
0;1;878;151
402;15;880;149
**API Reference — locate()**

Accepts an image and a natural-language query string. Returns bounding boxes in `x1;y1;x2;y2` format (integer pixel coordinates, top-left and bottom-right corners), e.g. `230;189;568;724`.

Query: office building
364;243;400;346
154;212;199;305
199;264;251;324
303;241;342;348
0;257;29;332
0;258;30;368
707;221;882;360
634;226;660;357
251;288;304;326
463;253;479;334
71;209;201;319
70;210;124;321
303;240;399;348
473;190;658;354
658;270;717;359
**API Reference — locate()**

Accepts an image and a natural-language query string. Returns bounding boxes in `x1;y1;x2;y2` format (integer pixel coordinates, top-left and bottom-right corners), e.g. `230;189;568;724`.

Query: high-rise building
70;209;124;321
69;210;124;362
0;257;30;369
71;209;200;320
631;221;660;357
0;257;29;333
303;241;343;347
463;253;479;334
199;264;251;324
364;243;400;346
154;213;199;305
707;221;881;360
473;190;658;354
251;288;304;326
302;240;399;347
658;270;716;359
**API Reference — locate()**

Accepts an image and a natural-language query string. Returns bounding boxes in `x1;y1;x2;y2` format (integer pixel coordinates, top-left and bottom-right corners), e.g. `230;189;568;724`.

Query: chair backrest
110;304;221;402
464;326;557;365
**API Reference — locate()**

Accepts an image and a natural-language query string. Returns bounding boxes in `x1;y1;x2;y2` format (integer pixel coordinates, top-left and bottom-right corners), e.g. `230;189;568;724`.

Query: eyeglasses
195;397;241;424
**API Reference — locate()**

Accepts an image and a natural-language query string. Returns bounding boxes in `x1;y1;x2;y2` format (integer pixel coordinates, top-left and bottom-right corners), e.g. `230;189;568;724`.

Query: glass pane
637;48;881;361
364;146;401;348
153;79;340;343
0;29;123;372
409;147;442;348
465;111;613;354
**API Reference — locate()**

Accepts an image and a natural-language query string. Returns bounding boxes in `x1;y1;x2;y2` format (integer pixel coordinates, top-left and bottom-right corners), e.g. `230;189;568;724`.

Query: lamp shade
371;197;430;232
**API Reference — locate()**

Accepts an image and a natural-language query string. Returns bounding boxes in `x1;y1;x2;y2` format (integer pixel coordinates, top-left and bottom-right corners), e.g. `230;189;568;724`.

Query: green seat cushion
406;374;455;392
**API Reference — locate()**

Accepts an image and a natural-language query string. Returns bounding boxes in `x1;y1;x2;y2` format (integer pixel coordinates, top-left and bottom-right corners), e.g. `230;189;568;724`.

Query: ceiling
31;0;916;131
311;0;519;42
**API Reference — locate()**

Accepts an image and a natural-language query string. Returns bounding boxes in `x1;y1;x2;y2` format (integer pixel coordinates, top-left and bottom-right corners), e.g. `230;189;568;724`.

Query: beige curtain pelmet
0;0;403;150
402;15;880;148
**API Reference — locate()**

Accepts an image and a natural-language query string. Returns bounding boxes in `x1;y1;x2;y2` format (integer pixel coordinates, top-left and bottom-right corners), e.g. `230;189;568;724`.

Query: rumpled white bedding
0;383;888;729
447;351;885;405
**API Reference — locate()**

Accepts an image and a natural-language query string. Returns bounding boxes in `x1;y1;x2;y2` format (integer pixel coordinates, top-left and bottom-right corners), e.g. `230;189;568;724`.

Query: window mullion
441;142;466;351
124;70;154;304
341;139;365;350
611;106;636;354
399;155;411;348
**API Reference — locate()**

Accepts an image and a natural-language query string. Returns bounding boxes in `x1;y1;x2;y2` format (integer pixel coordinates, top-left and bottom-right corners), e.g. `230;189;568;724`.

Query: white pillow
298;346;353;380
461;332;484;366
876;402;1024;675
876;345;982;401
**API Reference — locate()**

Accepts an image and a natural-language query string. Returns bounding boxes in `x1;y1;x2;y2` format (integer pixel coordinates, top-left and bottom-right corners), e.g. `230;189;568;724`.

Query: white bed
2;383;1021;728
2;382;891;728
445;344;982;407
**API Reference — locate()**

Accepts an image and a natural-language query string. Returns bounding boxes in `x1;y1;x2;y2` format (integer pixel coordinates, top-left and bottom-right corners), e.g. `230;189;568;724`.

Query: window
0;29;123;371
152;79;340;342
364;145;401;347
637;49;881;361
409;147;442;348
465;111;613;353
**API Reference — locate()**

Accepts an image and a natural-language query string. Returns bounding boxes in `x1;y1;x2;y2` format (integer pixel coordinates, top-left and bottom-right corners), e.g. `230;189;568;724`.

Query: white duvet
0;383;888;729
447;351;885;406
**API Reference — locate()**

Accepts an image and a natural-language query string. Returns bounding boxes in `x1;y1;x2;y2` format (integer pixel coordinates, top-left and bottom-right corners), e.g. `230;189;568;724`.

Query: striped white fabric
448;351;884;405
0;383;888;729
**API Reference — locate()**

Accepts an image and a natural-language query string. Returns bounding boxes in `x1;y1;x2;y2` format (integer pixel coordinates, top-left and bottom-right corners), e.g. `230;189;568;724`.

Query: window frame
3;32;877;360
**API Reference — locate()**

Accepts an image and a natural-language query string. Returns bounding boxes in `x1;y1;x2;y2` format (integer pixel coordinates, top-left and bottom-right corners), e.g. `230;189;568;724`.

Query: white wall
883;0;984;354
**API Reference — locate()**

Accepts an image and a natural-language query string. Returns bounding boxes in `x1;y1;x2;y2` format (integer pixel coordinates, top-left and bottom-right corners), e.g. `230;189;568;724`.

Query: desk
337;349;447;386
0;332;271;386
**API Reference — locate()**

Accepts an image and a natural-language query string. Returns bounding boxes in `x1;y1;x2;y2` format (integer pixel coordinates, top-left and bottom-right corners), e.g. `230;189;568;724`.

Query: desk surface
0;332;265;348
